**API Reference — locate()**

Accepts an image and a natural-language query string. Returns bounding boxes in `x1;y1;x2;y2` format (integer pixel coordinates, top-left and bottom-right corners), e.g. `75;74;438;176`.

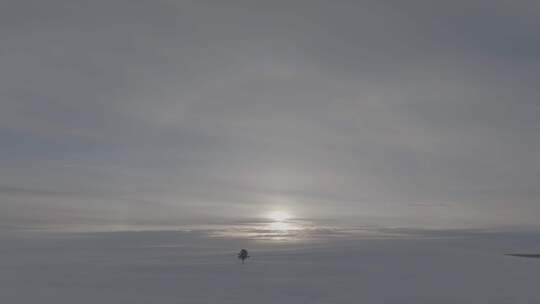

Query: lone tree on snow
238;249;250;264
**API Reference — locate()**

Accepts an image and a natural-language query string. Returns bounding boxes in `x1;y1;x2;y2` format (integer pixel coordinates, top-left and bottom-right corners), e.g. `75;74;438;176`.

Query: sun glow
212;210;310;242
268;221;293;231
267;211;292;222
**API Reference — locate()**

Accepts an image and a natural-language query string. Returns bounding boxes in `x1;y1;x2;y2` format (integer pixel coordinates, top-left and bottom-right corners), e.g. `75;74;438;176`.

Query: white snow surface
1;229;539;303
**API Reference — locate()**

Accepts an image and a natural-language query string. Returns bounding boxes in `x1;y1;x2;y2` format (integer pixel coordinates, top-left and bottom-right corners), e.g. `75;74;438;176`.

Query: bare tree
237;249;250;264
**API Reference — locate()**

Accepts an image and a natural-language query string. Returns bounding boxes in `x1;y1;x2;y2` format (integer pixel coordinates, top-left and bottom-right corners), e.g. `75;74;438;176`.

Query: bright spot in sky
268;221;293;232
267;211;292;222
213;210;308;241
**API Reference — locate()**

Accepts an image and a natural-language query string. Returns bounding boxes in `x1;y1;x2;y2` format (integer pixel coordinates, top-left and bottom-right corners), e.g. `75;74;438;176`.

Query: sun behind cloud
266;211;292;222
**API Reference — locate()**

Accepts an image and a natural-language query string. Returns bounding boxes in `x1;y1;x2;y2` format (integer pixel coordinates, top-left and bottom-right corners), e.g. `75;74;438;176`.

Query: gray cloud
1;0;539;229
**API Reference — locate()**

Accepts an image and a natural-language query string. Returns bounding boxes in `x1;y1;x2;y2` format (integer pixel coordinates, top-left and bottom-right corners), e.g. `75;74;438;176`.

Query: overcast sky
1;0;539;229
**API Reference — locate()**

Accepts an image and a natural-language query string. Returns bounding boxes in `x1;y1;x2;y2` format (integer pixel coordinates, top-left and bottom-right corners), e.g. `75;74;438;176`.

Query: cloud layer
1;0;540;229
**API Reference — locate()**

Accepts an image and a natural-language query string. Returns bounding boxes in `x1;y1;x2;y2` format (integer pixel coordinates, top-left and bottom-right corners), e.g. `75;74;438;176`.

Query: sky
1;0;540;230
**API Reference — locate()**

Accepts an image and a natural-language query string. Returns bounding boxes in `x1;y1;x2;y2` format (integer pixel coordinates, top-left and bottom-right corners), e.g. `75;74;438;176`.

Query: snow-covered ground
1;229;539;303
